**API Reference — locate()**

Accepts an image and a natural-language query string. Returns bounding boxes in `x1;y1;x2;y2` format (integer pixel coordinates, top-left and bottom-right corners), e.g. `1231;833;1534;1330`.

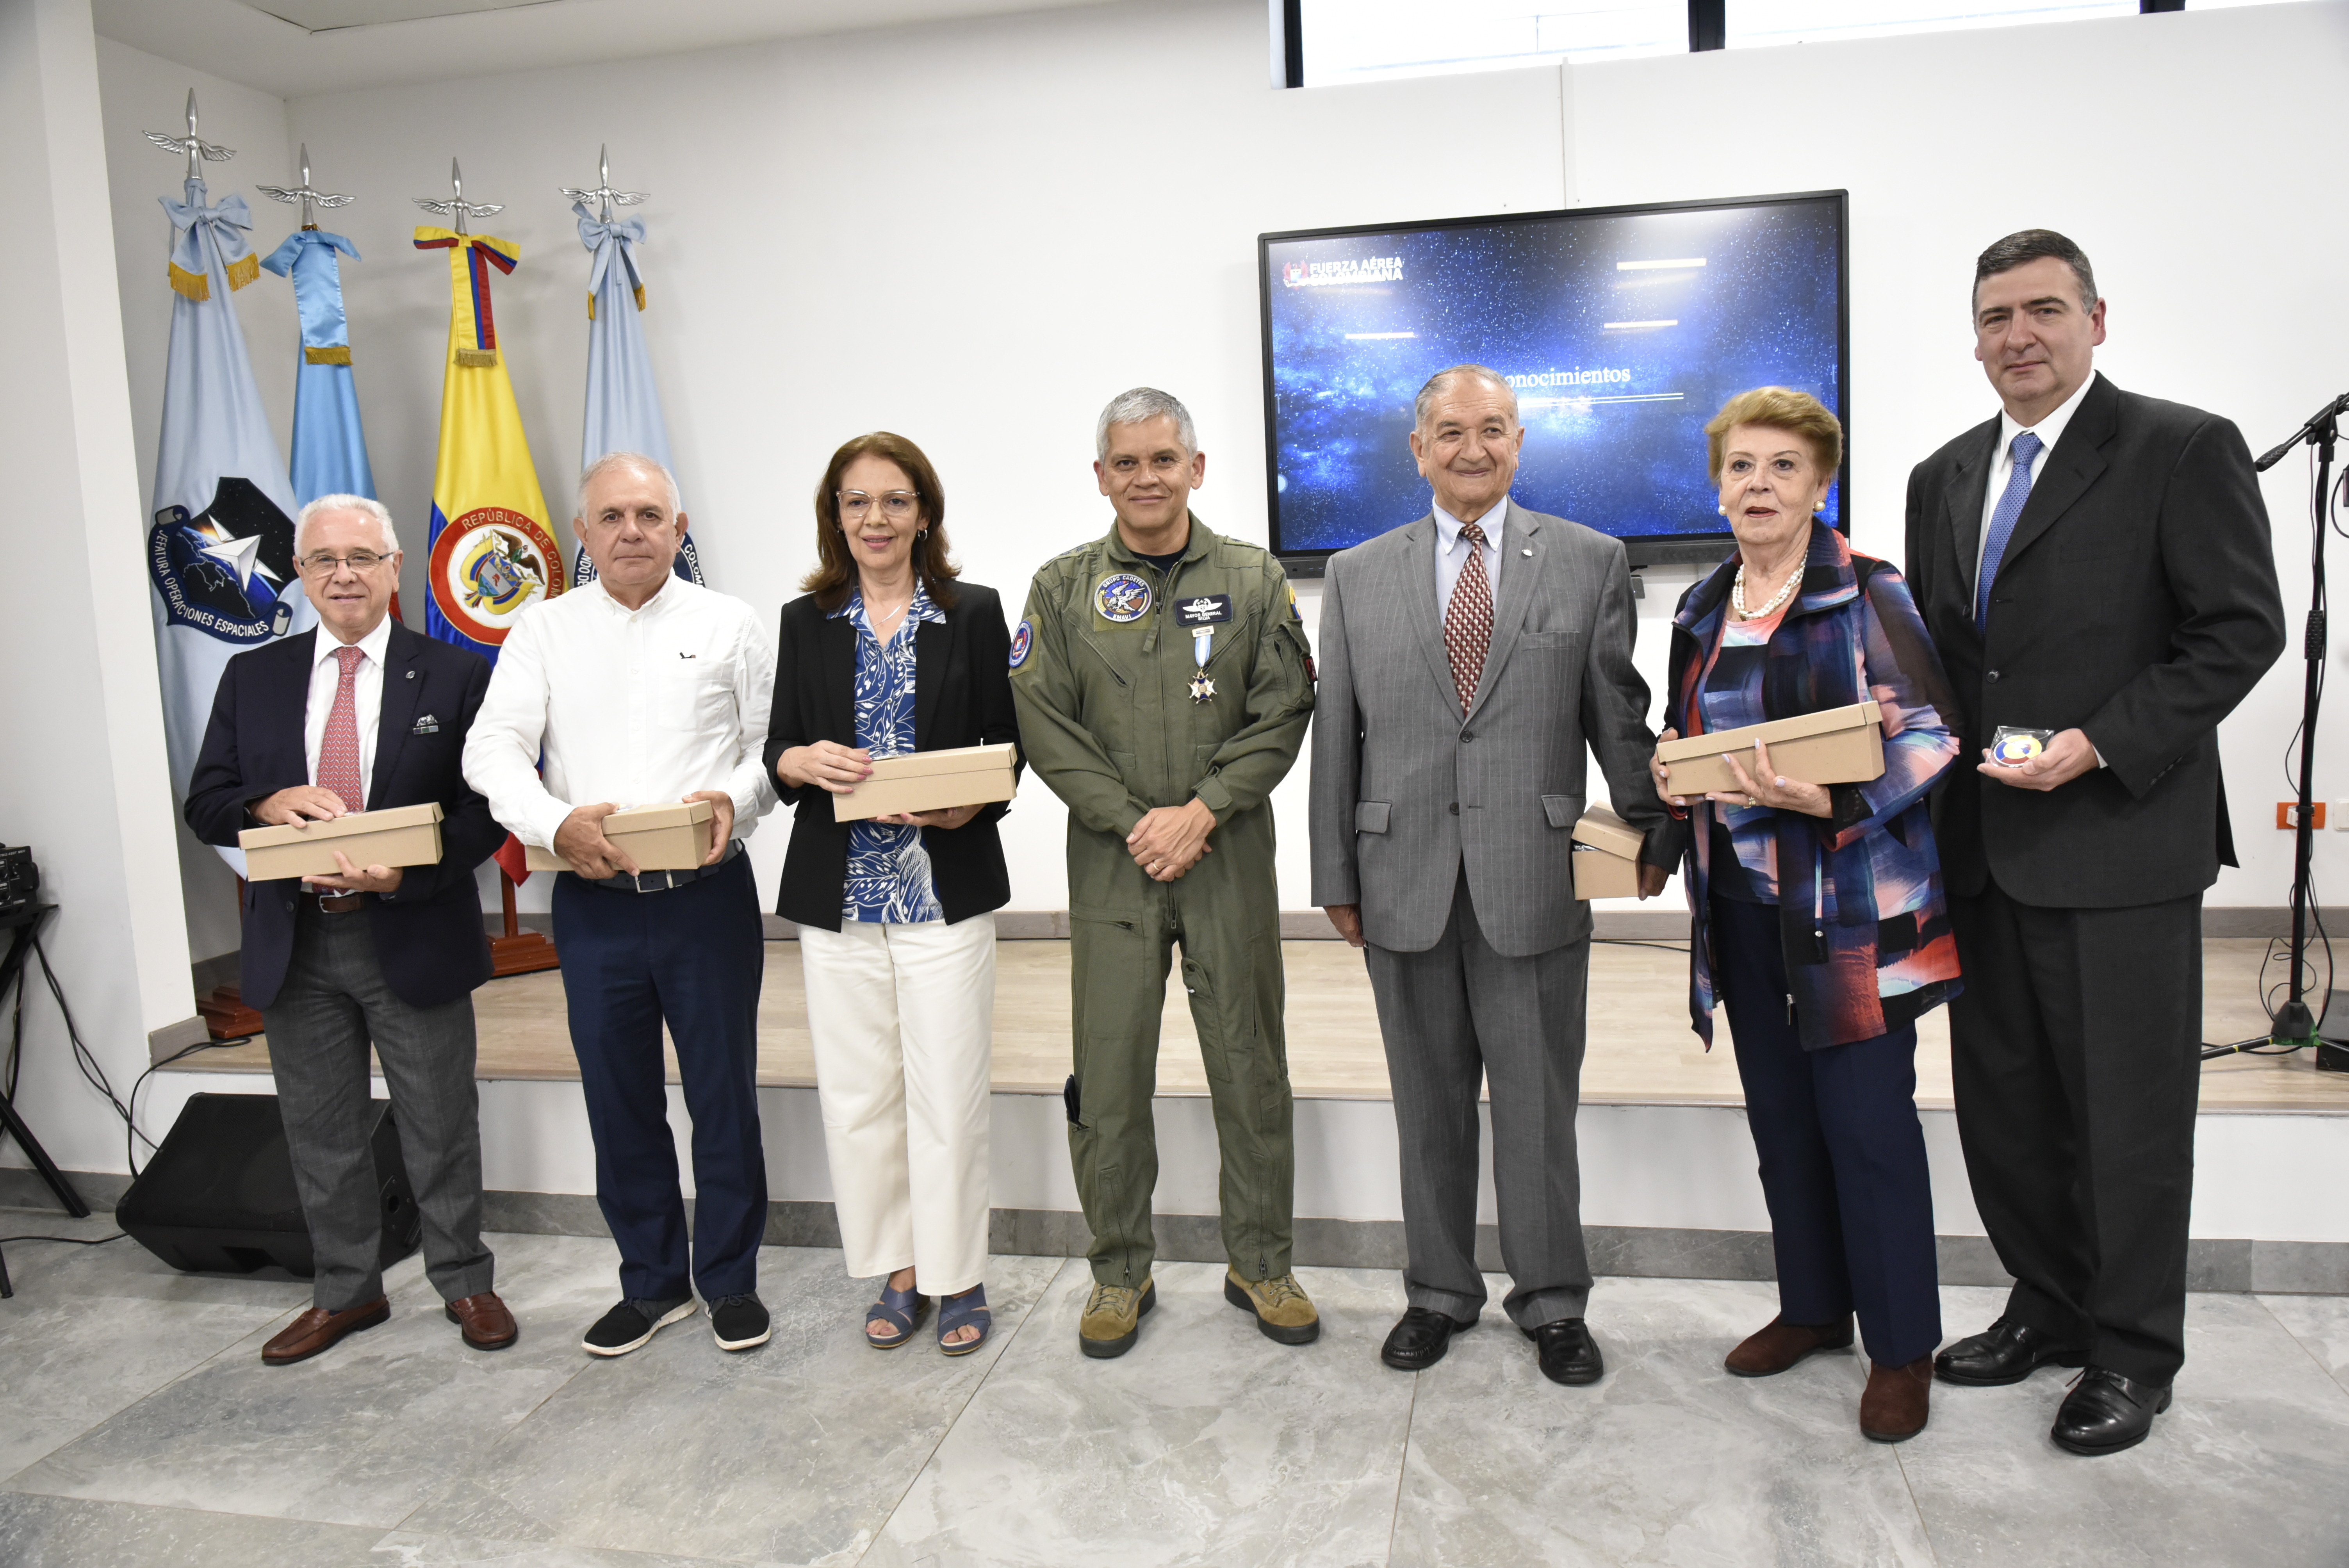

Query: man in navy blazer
186;495;514;1365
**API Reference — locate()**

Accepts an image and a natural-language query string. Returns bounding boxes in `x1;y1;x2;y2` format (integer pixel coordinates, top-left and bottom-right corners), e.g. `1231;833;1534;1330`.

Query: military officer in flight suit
1010;387;1317;1360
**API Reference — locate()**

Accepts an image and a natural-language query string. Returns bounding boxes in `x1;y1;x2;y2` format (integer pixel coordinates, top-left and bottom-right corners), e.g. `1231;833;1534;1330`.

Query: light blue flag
569;201;704;588
145;175;313;873
260;229;377;504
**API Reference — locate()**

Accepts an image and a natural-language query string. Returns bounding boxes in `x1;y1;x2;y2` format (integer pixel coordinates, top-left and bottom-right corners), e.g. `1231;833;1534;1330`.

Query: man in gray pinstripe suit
1309;365;1675;1385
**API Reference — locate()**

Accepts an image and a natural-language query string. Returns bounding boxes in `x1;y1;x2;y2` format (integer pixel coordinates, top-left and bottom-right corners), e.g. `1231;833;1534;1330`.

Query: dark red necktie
1444;521;1494;715
318;645;365;810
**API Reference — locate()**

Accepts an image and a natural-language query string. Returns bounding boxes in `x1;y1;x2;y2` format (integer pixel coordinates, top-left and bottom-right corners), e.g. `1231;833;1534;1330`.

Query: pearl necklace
1731;560;1802;620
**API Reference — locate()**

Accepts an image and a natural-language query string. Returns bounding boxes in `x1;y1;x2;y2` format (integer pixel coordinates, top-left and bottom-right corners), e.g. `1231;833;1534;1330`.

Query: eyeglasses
838;491;920;523
299;550;391;575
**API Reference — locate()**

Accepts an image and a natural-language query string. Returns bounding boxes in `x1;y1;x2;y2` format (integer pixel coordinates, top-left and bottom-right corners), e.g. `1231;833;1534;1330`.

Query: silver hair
1094;387;1198;461
577;450;682;520
1412;364;1519;431
293;494;399;557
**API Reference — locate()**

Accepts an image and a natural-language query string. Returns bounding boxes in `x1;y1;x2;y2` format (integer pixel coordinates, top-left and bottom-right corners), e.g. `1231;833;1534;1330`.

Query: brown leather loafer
1860;1354;1934;1442
262;1296;390;1365
1725;1314;1854;1377
445;1290;519;1351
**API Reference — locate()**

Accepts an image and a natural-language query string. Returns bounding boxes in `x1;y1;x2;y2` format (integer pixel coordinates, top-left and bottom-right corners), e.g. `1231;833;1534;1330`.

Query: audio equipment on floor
116;1092;419;1276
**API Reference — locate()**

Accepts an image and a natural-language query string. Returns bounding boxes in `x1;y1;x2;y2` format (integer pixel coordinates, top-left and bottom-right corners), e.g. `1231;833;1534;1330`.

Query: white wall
0;0;200;1178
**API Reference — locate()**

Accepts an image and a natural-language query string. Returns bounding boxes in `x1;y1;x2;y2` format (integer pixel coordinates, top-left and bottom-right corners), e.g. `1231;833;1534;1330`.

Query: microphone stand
2255;394;2348;1069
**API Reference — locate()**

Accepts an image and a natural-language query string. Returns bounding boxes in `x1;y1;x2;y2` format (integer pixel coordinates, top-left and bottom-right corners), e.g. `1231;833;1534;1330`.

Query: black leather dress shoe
1381;1306;1471;1370
2052;1367;2172;1456
1933;1317;2089;1386
1525;1317;1605;1386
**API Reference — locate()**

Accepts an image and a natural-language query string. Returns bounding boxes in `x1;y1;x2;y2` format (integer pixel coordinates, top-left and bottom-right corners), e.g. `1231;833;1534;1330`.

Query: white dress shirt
305;614;393;799
463;575;779;851
1977;371;2094;584
1434;497;1508;620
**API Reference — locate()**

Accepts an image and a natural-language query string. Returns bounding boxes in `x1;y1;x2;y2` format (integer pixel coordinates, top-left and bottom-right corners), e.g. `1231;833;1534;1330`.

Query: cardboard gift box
1654;700;1885;798
524;799;716;873
239;802;444;881
833;742;1020;824
1569;804;1647;901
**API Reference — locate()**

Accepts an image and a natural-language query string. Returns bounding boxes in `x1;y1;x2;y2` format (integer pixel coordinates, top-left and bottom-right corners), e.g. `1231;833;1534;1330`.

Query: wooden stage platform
177;937;2349;1114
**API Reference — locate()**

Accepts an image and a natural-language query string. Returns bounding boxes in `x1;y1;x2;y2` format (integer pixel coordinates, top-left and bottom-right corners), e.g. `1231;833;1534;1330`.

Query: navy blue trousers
553;853;768;1302
1711;897;1941;1368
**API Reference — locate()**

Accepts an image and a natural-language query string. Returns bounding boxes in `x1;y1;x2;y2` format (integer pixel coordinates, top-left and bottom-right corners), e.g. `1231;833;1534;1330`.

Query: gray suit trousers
1363;870;1592;1329
261;902;494;1312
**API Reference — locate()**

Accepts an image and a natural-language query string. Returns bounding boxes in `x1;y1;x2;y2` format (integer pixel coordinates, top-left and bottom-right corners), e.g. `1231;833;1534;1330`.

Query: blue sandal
866;1282;929;1349
937;1285;991;1356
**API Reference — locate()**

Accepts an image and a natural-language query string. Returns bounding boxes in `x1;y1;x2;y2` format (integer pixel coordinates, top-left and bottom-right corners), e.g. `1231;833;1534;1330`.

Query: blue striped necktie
1976;429;2043;630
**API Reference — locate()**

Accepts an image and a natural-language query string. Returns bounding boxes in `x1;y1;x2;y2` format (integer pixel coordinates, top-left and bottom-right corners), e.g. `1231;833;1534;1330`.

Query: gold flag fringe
455;347;499;369
168;263;209;301
305;345;353;365
226;252;260;292
586;285;651;321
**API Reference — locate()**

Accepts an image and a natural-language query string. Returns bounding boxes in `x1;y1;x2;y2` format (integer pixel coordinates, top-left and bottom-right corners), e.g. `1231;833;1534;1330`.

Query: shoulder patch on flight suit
1009;620;1034;668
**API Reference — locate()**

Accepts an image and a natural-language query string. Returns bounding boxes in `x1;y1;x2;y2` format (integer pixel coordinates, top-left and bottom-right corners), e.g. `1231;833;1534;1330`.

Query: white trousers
798;911;996;1293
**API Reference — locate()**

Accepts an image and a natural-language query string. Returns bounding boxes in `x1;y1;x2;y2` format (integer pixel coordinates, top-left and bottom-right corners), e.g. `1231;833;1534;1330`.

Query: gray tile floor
3;1207;2346;1567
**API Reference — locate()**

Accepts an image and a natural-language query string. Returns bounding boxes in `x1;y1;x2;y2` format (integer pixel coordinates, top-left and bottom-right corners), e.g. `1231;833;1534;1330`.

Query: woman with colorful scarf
1649;388;1962;1443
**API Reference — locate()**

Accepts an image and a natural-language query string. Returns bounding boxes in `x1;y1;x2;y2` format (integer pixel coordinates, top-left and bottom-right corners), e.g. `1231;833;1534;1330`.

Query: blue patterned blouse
834;586;946;924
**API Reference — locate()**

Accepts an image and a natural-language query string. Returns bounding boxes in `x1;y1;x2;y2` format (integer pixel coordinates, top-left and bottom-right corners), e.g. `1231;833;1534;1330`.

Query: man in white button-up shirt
466;451;780;1358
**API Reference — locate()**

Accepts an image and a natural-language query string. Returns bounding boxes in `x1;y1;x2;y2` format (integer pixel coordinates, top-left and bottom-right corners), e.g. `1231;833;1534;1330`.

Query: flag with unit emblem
568;197;703;589
146;172;314;873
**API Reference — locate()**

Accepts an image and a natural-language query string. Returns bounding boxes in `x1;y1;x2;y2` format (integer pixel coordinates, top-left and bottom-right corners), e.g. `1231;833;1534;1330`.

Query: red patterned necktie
318;645;365;811
1444;520;1494;716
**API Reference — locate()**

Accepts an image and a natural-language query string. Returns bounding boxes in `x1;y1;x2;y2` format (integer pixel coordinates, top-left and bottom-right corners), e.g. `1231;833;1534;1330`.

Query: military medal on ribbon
1189;628;1215;704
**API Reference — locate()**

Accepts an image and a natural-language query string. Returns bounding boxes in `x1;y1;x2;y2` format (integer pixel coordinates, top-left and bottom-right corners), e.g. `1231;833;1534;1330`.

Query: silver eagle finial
558;145;647;223
257;144;356;230
144;89;235;180
413;157;503;236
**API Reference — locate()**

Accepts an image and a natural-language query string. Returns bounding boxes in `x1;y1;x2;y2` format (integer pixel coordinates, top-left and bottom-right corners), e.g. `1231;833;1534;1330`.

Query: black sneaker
581;1296;697;1358
711;1293;771;1352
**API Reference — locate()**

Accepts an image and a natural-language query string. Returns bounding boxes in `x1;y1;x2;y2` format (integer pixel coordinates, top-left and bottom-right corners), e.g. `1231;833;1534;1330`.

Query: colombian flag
416;225;563;883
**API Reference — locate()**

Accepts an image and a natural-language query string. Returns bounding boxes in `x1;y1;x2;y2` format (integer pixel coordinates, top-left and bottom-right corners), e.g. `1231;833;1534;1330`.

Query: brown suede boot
1861;1355;1934;1442
1724;1314;1854;1377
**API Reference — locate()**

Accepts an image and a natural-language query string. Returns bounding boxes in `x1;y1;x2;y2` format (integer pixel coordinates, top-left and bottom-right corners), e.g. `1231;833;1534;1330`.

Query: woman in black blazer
763;431;1019;1358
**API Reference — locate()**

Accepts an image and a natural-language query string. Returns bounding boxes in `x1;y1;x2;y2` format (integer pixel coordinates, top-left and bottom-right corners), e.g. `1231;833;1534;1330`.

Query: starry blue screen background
1263;196;1844;554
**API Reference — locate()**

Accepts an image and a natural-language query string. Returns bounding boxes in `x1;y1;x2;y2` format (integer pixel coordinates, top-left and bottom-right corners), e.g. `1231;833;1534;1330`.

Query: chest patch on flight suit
1095;573;1152;623
1173;593;1233;626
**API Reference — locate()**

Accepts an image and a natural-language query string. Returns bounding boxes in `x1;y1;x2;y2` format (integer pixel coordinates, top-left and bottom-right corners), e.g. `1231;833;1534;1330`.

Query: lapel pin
1521;547;1533;556
406;669;417;679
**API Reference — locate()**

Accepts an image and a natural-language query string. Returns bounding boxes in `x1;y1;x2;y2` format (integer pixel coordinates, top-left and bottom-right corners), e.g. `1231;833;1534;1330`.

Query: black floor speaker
117;1092;421;1276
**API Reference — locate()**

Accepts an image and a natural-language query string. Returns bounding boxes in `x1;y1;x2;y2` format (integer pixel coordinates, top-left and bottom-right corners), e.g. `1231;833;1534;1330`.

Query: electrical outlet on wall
2335;801;2349;830
2280;802;2330;830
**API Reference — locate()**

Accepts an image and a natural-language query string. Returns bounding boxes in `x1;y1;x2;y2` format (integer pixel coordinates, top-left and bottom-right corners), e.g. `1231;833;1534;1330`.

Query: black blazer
1903;372;2286;908
185;622;504;1010
761;582;1022;931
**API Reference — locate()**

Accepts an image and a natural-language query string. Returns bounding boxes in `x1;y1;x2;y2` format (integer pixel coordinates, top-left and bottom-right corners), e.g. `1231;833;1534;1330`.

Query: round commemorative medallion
1095;572;1152;623
1991;732;2044;766
428;506;567;645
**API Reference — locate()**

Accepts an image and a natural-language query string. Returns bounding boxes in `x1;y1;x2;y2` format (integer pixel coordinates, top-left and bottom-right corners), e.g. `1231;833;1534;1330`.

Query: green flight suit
1009;514;1315;1286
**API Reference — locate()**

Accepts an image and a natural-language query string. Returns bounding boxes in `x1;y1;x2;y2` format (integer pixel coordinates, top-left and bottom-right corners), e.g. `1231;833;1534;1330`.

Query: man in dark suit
1903;232;2285;1455
186;495;514;1365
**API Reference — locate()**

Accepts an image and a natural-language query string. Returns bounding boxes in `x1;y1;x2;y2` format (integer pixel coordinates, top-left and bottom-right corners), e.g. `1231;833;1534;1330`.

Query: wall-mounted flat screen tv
1259;190;1847;572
